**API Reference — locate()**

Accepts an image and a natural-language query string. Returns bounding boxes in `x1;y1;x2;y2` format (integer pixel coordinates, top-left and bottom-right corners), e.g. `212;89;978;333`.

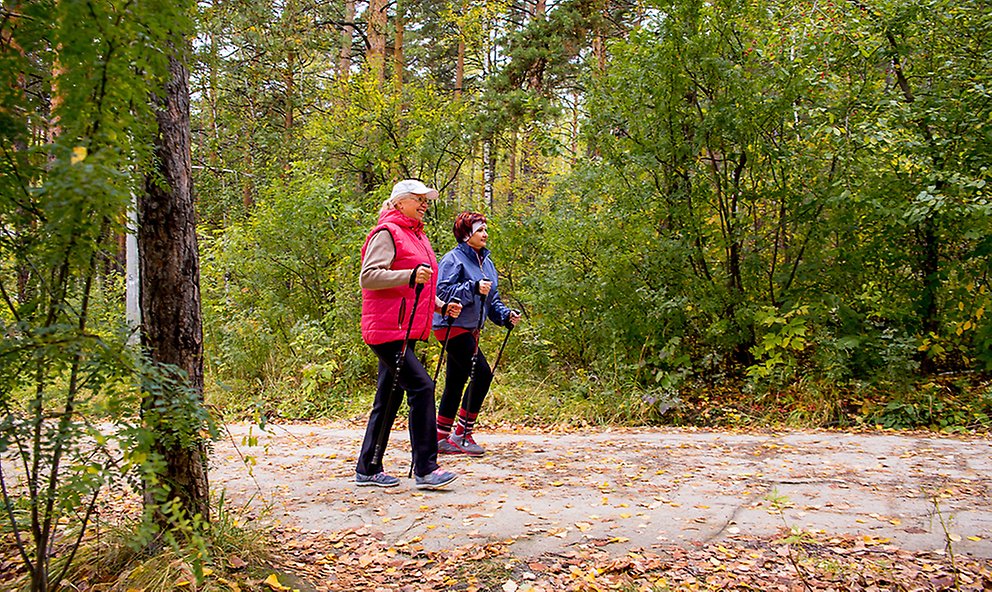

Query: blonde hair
379;196;398;214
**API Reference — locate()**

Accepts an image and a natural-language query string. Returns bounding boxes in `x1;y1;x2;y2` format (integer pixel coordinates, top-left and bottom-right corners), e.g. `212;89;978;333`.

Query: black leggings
356;340;439;477
437;332;493;420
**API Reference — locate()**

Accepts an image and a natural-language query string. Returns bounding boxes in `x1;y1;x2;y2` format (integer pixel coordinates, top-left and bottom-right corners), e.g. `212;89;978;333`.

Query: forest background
5;0;992;435
191;0;992;431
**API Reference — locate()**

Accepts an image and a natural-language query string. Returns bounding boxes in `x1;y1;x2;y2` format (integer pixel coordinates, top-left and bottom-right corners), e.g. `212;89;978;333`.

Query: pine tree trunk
393;1;404;88
367;0;387;84
340;0;354;79
138;44;211;525
455;37;465;98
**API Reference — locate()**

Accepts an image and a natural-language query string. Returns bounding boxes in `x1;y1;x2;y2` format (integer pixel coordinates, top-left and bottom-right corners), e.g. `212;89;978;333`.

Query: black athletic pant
437;332;493;420
356;340;439;478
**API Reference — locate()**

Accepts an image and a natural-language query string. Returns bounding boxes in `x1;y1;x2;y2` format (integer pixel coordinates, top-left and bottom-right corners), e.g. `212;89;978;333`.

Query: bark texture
138;47;211;523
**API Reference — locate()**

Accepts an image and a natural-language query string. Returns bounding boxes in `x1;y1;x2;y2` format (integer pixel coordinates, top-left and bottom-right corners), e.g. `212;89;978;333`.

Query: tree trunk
340;0;354;79
483;138;495;211
367;0;387;84
242;146;254;211
455;37;465;98
285;49;294;133
393;1;404;88
507;128;517;207
138;42;210;525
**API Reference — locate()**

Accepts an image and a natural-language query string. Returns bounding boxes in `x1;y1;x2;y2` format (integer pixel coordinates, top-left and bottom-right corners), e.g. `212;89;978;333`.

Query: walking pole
459;281;489;419
371;264;428;470
404;297;463;479
432;297;461;385
489;310;520;380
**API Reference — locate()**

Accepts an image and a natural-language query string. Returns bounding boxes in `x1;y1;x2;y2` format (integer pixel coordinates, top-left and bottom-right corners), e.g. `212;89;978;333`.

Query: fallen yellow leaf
263;573;291;591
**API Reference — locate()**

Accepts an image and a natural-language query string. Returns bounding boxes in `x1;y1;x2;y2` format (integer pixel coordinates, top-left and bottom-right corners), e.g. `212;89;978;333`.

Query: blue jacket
432;242;513;332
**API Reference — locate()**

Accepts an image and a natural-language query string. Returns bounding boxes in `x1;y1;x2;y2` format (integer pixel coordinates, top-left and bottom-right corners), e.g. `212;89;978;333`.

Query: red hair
452;211;487;242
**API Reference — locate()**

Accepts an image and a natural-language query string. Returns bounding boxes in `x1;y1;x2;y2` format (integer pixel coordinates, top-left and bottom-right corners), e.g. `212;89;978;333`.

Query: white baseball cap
390;179;439;201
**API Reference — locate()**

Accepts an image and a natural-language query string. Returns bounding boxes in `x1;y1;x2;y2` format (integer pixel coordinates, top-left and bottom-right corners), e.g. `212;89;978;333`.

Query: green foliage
747;306;810;383
0;0;221;589
870;381;992;431
182;0;991;431
200;171;372;418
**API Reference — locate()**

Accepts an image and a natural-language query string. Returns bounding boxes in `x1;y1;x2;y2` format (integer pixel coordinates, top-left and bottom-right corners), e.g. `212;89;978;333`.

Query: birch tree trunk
483;138;495;211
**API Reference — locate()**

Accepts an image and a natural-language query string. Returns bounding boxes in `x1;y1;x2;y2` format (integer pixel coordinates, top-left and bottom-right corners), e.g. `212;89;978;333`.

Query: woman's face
467;224;488;250
396;195;430;221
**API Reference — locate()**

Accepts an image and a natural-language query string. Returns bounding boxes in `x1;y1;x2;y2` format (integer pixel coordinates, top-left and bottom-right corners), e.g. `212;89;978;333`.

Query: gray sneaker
415;469;457;490
448;433;485;456
438;437;463;455
355;471;400;487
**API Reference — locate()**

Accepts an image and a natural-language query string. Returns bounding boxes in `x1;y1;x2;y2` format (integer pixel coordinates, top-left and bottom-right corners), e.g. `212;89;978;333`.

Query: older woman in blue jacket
432;212;521;456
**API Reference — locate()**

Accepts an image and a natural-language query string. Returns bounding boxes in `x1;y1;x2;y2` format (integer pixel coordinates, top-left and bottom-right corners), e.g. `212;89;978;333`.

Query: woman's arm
359;230;410;290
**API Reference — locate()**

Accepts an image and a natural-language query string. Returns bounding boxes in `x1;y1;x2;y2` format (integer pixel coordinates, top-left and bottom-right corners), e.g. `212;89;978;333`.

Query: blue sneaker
355;471;400;488
414;469;457;490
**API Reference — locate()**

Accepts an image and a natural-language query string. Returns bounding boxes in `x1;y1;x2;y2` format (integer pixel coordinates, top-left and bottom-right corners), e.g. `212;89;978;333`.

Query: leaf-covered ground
210;423;992;591
262;523;992;591
3;423;991;590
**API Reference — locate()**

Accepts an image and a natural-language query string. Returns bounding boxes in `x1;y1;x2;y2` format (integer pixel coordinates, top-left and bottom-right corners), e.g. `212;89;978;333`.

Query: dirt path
210;422;992;563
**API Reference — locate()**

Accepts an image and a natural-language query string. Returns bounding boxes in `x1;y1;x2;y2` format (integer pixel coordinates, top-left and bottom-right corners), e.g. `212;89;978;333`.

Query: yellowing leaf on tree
71;146;87;164
263;573;291;591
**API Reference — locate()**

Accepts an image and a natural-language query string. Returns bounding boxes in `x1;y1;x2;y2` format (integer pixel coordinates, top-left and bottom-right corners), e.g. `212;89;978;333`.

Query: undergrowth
2;493;273;592
205;361;992;434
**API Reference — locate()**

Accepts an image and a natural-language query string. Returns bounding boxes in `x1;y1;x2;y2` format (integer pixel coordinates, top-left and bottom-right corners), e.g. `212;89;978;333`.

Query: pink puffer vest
360;209;438;345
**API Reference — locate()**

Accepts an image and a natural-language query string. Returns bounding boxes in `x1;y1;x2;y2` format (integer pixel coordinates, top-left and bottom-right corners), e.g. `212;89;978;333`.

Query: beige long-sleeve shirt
360;229;444;309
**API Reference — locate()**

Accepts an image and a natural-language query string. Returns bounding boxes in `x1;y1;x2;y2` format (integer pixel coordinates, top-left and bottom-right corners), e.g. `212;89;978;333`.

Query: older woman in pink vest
355;179;462;490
